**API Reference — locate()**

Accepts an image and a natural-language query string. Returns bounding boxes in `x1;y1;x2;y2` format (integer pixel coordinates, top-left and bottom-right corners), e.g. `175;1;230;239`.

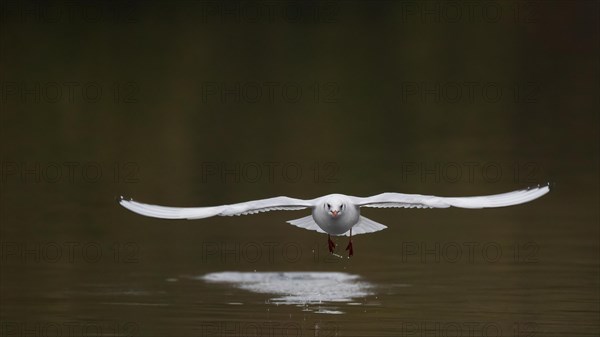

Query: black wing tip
116;195;133;204
524;182;553;192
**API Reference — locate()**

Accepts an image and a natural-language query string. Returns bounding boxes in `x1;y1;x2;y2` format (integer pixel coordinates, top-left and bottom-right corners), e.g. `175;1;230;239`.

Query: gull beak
331;210;339;217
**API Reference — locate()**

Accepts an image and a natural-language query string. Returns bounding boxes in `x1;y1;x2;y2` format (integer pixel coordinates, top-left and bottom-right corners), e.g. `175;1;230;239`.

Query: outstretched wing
351;184;550;209
118;196;315;220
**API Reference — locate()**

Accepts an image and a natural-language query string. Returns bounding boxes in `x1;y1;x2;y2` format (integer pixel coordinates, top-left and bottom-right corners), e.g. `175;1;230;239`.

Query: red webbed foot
328;235;336;253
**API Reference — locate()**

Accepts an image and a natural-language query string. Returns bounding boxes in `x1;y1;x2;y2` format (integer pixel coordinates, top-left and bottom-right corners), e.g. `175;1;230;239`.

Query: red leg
328;234;336;253
345;229;354;257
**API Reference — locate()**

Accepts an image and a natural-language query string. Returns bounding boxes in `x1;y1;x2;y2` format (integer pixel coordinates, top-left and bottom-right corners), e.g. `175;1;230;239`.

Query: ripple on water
197;272;375;312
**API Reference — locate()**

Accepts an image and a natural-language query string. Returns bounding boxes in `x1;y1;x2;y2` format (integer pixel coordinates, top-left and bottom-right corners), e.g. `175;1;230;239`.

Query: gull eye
341;204;344;209
327;203;331;209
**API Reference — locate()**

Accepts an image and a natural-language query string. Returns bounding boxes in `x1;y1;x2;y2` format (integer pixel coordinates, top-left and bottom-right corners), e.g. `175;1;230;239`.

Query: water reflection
198;272;375;313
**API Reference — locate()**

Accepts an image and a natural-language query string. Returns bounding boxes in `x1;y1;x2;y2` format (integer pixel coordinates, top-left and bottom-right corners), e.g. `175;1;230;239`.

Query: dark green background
1;1;598;336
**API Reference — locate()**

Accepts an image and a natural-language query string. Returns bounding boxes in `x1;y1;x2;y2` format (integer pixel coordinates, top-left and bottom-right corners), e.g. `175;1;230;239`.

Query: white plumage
119;184;550;256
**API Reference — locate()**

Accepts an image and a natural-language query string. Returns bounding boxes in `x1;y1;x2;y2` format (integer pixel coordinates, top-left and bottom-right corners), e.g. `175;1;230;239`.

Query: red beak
331;210;339;217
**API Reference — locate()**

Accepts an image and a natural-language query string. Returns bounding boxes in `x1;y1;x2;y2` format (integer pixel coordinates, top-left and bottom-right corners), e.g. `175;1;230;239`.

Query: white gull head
312;194;360;235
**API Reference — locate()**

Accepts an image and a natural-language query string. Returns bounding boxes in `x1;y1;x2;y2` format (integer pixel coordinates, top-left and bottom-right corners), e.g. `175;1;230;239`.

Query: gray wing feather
353;184;550;209
119;196;314;220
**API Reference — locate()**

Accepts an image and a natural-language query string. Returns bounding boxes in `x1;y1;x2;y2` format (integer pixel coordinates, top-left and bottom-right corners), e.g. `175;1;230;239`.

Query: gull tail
287;215;327;234
343;216;387;236
287;215;387;236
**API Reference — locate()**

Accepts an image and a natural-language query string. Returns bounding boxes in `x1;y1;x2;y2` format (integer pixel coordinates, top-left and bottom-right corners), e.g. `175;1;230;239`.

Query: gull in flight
119;184;550;257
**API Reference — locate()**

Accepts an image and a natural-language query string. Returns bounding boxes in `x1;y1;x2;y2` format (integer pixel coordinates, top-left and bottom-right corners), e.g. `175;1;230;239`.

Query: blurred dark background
1;1;598;336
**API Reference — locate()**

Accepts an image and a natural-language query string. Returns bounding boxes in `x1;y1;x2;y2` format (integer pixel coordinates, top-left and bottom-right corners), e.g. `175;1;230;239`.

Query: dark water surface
1;1;598;336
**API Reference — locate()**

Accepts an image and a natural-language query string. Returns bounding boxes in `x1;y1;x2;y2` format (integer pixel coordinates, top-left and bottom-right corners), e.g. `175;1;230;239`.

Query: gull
119;184;550;257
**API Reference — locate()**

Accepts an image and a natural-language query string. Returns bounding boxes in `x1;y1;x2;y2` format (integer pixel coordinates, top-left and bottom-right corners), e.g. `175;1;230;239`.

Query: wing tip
116;195;133;205
524;182;552;192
